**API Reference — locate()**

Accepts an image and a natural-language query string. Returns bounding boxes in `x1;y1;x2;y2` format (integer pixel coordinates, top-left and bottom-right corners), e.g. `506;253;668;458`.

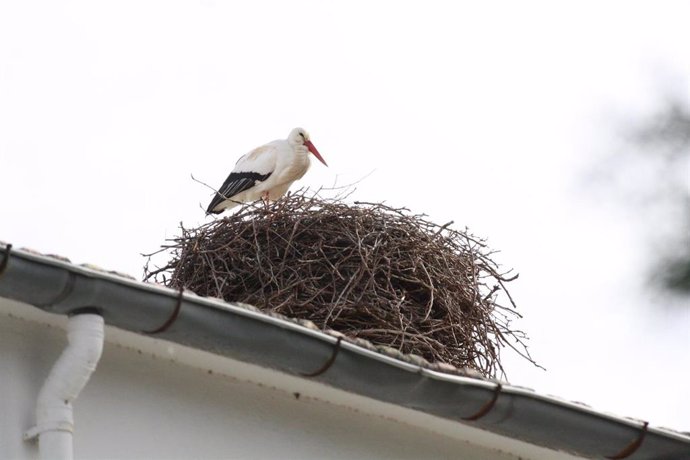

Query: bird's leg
261;191;270;204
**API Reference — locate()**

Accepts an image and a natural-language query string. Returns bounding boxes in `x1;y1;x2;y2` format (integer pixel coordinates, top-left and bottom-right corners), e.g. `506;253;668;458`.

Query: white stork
206;127;328;214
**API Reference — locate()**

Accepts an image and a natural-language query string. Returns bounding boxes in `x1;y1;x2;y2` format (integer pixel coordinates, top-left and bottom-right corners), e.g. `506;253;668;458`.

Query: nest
144;192;536;377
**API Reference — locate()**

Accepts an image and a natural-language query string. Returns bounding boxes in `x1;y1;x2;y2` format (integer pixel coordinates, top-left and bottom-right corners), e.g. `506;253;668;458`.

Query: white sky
1;0;689;430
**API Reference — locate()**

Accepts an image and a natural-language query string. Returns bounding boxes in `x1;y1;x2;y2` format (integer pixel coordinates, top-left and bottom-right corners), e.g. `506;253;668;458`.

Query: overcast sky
1;1;689;430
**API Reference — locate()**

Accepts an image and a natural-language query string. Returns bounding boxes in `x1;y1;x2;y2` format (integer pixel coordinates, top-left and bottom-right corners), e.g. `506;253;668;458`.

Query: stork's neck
292;143;309;158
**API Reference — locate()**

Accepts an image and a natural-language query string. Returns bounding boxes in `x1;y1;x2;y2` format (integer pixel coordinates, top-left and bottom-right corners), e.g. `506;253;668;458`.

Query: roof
1;242;689;459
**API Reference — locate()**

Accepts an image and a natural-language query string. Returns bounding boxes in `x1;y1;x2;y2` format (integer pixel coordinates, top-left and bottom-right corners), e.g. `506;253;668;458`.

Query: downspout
24;312;105;460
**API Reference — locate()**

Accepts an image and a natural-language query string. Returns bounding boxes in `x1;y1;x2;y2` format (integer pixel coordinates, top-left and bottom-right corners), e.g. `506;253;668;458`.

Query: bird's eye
299;132;305;139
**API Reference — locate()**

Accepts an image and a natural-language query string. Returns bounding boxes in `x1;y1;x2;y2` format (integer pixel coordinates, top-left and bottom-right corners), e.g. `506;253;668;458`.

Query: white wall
0;299;566;460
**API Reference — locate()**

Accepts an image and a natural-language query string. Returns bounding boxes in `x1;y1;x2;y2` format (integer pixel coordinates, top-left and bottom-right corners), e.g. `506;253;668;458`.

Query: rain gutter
1;243;688;459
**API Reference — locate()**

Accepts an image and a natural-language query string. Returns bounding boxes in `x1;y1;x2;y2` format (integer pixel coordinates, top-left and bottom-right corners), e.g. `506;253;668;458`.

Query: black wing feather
206;171;272;214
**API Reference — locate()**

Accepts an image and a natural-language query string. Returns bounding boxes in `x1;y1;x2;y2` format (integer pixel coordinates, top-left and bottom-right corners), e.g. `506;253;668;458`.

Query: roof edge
1;242;689;459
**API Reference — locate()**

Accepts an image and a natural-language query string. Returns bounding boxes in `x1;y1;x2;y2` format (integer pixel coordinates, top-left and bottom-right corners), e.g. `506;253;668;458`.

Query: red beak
304;140;328;166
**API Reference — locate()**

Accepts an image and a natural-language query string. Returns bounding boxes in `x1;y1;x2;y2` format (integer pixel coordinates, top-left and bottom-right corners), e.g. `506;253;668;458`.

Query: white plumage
206;128;327;214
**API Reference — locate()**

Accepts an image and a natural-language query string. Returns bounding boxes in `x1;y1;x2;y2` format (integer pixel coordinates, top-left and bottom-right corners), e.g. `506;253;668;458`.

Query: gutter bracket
0;243;11;277
142;287;184;334
606;421;649;459
462;383;502;421
300;337;342;377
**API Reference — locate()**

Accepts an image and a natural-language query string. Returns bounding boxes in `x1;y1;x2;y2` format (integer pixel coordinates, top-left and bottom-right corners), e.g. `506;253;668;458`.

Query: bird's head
289;127;328;166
